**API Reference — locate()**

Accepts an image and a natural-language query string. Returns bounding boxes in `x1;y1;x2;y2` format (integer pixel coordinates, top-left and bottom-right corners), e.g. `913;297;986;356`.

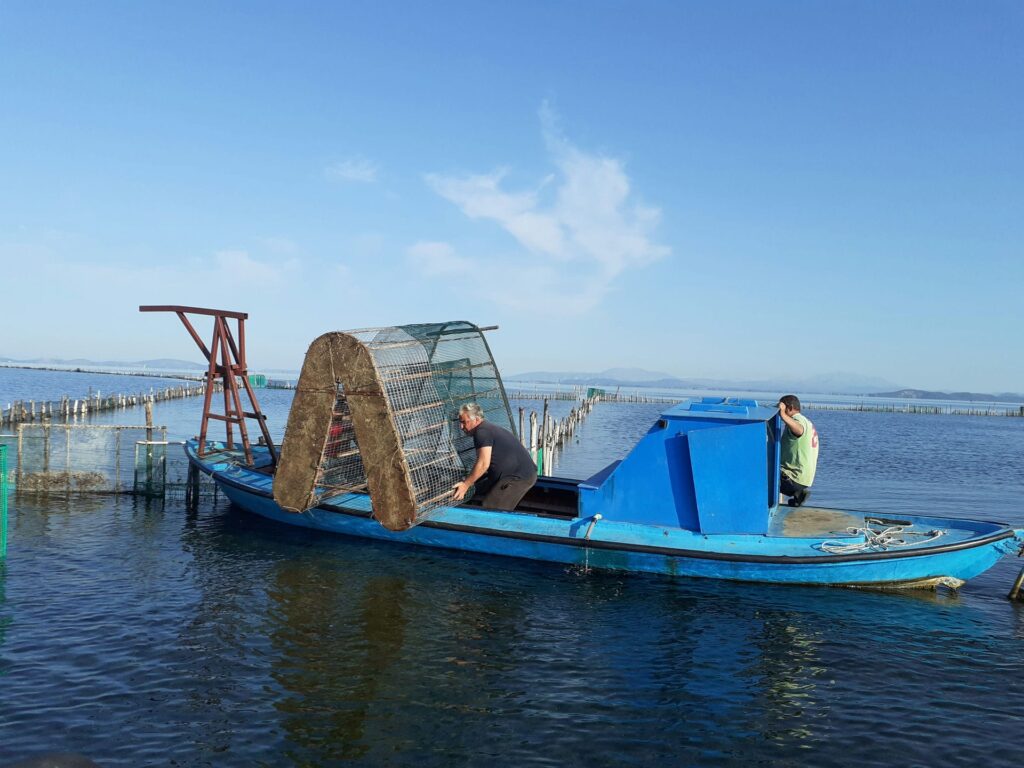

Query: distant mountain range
507;369;1024;402
872;389;1024;404
4;357;1021;403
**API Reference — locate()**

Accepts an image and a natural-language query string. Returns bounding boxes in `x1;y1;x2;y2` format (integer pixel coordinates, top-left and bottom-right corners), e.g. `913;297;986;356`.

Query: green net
133;441;168;498
1;444;7;558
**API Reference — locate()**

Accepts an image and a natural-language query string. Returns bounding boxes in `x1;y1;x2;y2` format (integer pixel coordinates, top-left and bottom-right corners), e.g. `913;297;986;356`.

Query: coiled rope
819;519;946;554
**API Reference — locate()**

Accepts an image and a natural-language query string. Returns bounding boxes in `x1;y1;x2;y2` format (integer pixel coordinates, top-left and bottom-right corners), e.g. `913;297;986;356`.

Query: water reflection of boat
153;307;1023;590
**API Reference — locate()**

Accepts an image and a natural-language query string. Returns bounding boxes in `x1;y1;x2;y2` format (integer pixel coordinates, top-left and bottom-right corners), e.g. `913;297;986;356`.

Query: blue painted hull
190;442;1022;589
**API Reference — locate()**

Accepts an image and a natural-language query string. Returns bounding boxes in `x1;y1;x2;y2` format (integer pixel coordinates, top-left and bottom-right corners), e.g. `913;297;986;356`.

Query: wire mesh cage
318;387;367;493
384;322;515;473
275;321;513;530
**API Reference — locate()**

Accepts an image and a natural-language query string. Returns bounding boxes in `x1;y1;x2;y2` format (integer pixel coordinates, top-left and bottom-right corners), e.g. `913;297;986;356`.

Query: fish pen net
274;321;514;530
5;424;170;495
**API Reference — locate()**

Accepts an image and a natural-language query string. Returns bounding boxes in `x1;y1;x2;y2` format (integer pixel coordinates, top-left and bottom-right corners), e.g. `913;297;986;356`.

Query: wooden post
1009;566;1024;600
16;425;23;490
529;411;539;468
42;424;50;473
541;398;549;457
186;462;200;511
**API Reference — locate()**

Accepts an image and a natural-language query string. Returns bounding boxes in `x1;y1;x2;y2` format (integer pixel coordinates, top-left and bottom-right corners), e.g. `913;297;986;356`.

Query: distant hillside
872;389;1024;404
0;356;207;371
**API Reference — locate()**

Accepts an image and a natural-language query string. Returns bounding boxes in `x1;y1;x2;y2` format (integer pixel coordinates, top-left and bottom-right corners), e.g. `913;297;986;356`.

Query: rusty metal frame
139;305;277;467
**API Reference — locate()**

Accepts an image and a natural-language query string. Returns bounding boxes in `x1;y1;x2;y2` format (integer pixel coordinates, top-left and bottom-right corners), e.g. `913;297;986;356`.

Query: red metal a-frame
139;305;277;467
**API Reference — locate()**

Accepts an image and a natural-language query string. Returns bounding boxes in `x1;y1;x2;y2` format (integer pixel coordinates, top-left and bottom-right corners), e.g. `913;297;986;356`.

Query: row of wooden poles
1;383;214;427
802;402;1024;417
511;388;1024;417
508;388;679;405
516;394;599;474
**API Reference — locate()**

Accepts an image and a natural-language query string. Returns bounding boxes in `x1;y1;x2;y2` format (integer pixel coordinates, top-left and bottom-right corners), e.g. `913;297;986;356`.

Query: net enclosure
273;321;515;530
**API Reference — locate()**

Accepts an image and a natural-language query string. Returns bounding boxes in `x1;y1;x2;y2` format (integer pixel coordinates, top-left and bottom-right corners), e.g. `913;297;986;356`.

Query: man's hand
777;402;804;435
452;480;471;501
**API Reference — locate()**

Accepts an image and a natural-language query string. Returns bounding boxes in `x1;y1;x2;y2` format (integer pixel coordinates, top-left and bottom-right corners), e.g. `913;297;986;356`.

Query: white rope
819;520;946;554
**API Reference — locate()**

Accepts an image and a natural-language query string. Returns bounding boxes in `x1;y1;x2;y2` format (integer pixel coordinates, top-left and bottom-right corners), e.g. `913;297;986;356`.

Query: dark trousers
780;475;811;506
479;473;537;511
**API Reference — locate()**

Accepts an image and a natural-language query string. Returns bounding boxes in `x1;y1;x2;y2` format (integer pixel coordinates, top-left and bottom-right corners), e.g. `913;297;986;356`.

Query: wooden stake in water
529;411;539;469
0;445;7;559
1009;566;1024;600
145;402;155;496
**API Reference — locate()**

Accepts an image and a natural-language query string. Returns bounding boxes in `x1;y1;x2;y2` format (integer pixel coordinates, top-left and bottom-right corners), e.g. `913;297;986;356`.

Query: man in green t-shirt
777;394;819;507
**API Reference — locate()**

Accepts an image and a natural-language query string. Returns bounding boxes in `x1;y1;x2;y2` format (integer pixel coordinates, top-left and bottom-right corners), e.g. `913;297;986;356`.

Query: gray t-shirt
472;420;537;486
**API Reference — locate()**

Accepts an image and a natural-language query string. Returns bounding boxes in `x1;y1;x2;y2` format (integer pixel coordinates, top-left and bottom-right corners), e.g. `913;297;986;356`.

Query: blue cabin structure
579;398;782;534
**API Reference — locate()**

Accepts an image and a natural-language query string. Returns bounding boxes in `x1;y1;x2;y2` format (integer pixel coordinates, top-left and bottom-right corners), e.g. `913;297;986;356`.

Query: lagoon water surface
2;369;1024;766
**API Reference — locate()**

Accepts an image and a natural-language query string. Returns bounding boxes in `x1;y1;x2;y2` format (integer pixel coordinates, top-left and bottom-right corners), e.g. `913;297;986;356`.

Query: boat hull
193;443;1021;589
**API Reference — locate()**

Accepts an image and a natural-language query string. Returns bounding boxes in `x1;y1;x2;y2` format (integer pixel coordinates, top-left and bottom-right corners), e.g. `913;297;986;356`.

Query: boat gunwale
193;447;1019;567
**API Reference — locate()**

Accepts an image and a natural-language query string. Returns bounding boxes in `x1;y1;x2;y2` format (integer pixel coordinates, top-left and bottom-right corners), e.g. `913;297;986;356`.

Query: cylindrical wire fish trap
273;321;514;530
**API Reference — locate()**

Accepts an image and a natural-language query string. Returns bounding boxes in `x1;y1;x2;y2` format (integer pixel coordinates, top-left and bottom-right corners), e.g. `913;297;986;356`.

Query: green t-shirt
780;412;819;487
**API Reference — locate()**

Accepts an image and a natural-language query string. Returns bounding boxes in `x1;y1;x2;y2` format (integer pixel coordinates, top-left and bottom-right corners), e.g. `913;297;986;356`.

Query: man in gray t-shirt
451;402;538;510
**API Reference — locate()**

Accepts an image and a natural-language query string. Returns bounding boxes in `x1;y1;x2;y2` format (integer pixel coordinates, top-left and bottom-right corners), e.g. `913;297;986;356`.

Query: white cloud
407;241;475;276
425;172;567;257
325;156;379;183
417;104;669;312
213;249;297;284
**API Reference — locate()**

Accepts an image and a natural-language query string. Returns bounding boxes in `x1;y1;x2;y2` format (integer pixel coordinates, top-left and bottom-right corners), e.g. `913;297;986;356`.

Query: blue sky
1;2;1021;391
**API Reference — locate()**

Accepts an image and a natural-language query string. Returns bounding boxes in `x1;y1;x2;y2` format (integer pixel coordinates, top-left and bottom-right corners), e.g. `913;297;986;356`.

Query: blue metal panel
768;412;782;510
580;421;693;528
580;398;781;529
688;422;769;534
661;398;778;423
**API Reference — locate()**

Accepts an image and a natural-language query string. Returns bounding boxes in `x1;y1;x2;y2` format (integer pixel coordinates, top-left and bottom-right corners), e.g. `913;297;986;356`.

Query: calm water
0;366;190;406
2;369;1024;766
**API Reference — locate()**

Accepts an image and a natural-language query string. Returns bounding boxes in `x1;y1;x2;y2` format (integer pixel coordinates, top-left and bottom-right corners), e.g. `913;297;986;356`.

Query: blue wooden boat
176;318;1024;591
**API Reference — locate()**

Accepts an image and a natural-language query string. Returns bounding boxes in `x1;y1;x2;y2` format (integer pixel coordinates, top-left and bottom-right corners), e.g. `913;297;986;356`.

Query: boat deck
769;506;866;538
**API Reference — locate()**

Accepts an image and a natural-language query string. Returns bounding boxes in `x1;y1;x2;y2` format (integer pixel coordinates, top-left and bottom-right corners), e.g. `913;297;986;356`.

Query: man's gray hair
459;403;485;421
